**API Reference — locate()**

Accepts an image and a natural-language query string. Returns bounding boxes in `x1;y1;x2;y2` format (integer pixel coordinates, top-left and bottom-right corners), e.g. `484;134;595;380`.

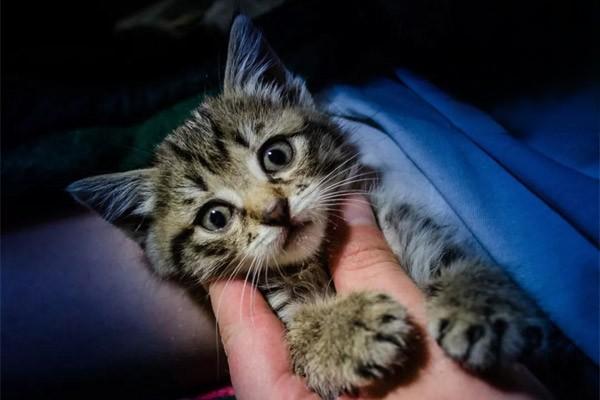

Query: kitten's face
68;16;359;283
149;96;356;281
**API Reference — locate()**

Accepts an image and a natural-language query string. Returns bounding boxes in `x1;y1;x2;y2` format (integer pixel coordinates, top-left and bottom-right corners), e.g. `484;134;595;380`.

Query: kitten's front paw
427;278;548;371
288;292;413;399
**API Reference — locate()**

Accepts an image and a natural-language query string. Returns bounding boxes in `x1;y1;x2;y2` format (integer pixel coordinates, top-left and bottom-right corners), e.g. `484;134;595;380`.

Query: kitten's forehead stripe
165;140;196;164
195;140;226;175
204;111;226;140
185;174;207;191
234;133;250;147
213;136;231;165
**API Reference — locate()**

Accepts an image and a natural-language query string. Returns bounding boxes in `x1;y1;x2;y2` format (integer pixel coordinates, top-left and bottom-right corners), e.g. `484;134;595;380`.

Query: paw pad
428;294;547;370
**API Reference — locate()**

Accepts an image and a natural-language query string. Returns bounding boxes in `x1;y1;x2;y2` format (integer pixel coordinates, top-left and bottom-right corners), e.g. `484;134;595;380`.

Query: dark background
2;0;598;229
2;0;598;399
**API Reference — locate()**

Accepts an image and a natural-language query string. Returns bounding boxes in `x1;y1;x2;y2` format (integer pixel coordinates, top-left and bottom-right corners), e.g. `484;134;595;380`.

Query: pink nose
262;198;290;226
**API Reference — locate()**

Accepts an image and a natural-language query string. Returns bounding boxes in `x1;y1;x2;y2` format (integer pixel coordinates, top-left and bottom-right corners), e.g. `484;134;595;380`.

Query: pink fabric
195;386;235;400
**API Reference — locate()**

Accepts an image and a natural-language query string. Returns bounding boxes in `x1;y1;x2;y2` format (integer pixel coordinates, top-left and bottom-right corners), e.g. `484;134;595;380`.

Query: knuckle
338;241;398;273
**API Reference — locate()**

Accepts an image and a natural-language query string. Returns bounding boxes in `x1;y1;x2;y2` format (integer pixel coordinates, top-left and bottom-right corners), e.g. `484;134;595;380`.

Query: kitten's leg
260;263;413;399
377;201;549;371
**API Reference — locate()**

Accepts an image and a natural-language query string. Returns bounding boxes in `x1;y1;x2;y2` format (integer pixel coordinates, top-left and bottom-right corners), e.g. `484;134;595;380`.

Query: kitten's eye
260;139;293;173
197;202;233;231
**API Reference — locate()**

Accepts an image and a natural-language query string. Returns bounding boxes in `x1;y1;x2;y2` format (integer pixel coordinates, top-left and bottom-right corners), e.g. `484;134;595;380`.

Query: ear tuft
224;15;312;106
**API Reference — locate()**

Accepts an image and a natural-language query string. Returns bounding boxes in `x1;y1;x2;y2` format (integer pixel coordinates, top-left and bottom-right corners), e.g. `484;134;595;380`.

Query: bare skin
209;195;552;400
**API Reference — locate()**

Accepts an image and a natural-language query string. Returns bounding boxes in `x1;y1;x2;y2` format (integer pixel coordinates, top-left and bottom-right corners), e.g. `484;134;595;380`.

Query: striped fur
68;15;551;399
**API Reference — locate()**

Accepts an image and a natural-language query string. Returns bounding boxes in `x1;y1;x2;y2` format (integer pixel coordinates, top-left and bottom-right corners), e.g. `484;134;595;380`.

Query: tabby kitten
69;15;548;399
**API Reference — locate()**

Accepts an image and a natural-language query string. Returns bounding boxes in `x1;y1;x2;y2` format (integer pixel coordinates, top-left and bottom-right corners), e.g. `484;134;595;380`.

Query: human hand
208;195;551;399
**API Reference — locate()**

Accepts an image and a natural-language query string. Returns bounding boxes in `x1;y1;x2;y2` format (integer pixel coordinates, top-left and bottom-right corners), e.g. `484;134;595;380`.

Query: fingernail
343;195;376;226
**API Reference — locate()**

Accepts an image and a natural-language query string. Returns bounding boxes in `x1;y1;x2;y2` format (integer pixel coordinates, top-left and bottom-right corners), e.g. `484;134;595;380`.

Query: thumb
208;280;315;399
330;195;427;322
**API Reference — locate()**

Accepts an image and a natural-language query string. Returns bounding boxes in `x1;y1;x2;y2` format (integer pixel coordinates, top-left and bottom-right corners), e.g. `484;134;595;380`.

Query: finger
330;195;427;322
331;197;553;399
209;280;313;399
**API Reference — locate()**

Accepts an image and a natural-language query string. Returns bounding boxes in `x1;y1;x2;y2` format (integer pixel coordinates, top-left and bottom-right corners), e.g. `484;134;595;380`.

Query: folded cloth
322;70;599;364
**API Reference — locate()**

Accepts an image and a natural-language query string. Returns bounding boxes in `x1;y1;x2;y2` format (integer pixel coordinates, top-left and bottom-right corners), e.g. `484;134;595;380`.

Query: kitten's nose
262;198;290;226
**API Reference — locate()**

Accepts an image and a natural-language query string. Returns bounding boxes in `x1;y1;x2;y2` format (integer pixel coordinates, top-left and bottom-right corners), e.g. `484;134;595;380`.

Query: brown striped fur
68;15;553;399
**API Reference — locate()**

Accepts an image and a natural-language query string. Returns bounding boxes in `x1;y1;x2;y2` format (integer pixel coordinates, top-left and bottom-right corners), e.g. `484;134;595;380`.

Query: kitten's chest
259;258;332;324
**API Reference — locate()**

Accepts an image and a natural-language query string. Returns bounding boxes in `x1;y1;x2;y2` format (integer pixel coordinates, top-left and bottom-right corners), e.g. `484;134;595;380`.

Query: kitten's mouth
273;217;325;265
283;220;313;250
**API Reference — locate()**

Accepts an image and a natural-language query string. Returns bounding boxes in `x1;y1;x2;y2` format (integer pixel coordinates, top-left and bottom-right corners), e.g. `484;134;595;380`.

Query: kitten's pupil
209;209;227;228
267;149;287;166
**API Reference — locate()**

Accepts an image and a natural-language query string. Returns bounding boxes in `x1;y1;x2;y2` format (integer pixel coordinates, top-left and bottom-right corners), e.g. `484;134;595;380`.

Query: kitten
68;15;549;399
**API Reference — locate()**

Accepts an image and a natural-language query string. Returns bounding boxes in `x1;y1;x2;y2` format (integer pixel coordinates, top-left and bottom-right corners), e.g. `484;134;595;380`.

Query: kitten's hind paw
288;292;414;399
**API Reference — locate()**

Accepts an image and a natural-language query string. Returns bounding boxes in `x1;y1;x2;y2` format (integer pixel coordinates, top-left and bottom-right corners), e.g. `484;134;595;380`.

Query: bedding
324;70;599;363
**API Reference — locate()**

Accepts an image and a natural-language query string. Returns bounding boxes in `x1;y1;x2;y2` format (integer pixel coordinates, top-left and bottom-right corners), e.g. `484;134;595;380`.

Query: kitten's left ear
224;15;313;106
67;168;156;243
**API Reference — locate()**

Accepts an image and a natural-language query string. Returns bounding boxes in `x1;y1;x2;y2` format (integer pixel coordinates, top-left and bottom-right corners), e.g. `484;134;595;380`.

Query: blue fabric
323;70;599;363
490;86;599;180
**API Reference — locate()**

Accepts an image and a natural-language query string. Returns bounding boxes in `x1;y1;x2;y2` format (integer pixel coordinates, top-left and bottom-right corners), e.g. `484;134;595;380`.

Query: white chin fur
276;220;326;266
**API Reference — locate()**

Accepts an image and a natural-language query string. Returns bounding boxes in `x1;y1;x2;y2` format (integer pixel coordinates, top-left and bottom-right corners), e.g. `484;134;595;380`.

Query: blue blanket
323;69;599;363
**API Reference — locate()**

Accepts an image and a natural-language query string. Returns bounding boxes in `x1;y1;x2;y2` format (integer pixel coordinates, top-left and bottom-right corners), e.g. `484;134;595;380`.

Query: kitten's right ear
67;168;156;243
224;15;313;106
